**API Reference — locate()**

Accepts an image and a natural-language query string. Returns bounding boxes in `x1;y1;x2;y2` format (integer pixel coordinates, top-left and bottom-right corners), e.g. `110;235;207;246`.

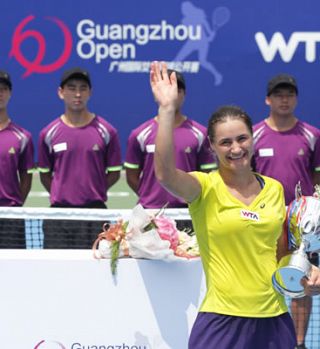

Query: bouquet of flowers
92;204;200;275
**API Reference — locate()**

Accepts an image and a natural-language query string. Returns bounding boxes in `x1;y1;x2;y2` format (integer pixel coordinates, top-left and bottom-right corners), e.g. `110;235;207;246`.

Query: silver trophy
272;184;320;298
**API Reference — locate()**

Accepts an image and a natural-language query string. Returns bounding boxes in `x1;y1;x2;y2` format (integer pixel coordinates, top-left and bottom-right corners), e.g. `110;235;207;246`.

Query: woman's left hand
301;265;320;296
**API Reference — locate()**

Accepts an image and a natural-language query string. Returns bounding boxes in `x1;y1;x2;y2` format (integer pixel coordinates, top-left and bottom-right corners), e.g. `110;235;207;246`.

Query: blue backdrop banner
1;0;319;159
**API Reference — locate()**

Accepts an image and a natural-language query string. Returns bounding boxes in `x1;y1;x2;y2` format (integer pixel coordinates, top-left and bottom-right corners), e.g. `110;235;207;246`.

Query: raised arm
151;61;201;203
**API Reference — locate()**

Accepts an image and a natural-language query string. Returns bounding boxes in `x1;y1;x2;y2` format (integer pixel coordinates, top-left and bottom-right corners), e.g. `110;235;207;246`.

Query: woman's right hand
150;61;178;110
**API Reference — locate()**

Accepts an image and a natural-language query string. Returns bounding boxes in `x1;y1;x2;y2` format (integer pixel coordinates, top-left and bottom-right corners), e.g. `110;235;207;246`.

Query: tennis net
0;206;191;249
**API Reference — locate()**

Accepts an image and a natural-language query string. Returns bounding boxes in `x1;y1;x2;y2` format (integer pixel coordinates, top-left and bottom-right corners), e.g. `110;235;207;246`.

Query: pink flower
154;216;179;251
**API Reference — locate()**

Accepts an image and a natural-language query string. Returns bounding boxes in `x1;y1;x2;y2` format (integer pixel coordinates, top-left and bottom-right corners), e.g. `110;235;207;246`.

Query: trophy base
272;266;307;298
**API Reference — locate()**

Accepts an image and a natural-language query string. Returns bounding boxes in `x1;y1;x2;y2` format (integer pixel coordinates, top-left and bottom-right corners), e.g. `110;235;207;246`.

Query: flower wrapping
92;204;199;274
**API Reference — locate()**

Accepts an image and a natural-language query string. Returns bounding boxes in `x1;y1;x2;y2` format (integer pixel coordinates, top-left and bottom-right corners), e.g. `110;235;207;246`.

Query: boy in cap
0;70;34;248
253;73;320;349
38;67;122;248
124;69;216;229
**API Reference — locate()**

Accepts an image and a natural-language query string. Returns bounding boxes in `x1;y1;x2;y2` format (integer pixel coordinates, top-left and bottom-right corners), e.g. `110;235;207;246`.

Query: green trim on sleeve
200;163;218;170
37;167;51;173
123;162;140;169
27;167;37;174
106;165;123;172
315;166;320;172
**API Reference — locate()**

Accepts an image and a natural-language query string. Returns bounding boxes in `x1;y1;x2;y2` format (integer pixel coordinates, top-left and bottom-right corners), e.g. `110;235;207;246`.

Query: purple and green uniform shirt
0;122;34;206
38;115;122;206
253;120;320;205
124;118;217;208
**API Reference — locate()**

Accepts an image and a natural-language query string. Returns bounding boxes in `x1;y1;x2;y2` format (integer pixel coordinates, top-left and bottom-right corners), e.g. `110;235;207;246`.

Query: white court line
29;191;130;197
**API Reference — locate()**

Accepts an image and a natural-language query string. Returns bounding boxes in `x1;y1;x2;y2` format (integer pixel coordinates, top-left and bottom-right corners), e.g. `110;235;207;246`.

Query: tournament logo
174;1;231;86
34;339;66;349
75;1;231;81
10;15;72;77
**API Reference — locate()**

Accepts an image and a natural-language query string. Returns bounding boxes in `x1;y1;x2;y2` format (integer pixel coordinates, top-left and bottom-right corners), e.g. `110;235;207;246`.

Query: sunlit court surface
24;171;137;209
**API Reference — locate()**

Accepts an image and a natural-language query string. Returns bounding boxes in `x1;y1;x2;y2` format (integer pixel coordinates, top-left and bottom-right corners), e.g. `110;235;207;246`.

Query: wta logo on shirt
240;209;260;221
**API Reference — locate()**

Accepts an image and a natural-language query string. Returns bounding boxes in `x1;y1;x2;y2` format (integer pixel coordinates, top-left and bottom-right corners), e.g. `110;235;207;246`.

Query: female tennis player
150;61;320;349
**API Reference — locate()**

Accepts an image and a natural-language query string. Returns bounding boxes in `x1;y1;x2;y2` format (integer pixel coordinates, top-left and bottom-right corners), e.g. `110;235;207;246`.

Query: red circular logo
10;15;73;77
34;339;66;349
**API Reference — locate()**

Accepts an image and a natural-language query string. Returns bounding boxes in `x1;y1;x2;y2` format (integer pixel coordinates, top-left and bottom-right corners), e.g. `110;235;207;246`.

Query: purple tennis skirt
189;312;296;349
